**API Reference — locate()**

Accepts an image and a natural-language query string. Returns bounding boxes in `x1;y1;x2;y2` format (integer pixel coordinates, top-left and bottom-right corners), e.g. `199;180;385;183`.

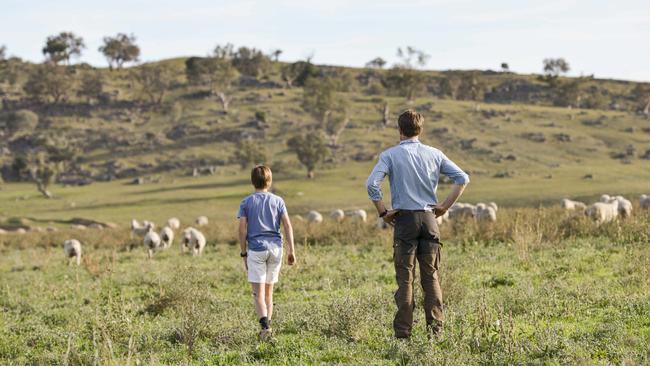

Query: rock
521;132;546;143
554;133;572;142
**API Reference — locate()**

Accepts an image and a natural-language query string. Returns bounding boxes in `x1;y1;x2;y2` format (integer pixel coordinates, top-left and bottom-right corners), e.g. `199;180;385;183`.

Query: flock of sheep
63;216;210;265
563;194;649;224
62;194;649;265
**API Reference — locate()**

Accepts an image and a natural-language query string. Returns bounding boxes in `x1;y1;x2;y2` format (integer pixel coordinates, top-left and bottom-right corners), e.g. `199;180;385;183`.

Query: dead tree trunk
217;92;231;113
382;102;390;127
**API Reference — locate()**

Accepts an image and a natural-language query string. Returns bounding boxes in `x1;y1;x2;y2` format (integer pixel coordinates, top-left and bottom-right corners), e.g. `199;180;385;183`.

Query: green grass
1;217;648;365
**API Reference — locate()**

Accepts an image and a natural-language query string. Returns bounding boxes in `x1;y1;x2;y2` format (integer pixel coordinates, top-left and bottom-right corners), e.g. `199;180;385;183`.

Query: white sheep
181;227;206;256
487;202;498;212
160;226;174;249
561;198;587;210
195;216;209;227
640;194;650;210
307;211;323;224
348;209;368;223
599;194;611;203
167;217;180;230
131;219;155;238
448;203;476;219
586;200;619;225
293;215;305;222
144;226;161;259
476;205;497;222
330;209;345;222
612;196;633;218
63;239;82;266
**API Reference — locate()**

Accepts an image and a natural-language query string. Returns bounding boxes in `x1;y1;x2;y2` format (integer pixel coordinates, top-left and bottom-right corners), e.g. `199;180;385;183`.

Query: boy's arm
238;217;248;269
281;213;296;265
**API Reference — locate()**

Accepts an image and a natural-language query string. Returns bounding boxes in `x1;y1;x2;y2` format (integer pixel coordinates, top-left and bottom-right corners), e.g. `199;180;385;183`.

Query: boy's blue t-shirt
237;192;287;252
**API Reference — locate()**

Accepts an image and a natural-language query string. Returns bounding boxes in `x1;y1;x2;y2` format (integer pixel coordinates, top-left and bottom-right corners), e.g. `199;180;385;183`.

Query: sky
1;0;649;81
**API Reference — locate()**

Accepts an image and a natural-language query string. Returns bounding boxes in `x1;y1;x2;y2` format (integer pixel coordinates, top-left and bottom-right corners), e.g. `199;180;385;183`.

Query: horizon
1;0;649;82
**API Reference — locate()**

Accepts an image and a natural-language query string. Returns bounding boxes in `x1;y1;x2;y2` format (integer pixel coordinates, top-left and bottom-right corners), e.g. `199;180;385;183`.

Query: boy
237;165;296;339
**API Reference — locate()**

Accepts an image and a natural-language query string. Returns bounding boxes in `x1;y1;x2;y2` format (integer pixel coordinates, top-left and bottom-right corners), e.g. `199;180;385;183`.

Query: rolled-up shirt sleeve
440;153;470;185
366;153;390;201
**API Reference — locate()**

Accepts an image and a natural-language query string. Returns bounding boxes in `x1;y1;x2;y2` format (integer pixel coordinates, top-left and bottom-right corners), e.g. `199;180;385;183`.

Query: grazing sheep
586;200;619;225
181;227;206;256
611;196;633;218
293;215;305;222
131;219;155;238
476;205;497;222
348;209;368;223
561;198;587;210
640;194;650;209
63;239;82;266
0;229;6;235
160;226;174;249
600;194;611;203
487;202;498;212
144;227;161;259
167;217;180;230
307;211;323;223
330;209;345;222
195;216;209;227
448;203;476;219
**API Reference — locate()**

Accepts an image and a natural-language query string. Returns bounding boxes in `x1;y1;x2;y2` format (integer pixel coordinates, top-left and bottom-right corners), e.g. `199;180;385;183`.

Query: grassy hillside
0;58;649;225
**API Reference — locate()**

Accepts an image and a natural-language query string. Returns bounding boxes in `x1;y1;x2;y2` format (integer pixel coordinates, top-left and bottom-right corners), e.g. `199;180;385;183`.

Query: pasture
1;202;649;365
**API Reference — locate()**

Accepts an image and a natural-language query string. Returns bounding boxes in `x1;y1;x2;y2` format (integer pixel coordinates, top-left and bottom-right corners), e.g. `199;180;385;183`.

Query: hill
0;57;649;224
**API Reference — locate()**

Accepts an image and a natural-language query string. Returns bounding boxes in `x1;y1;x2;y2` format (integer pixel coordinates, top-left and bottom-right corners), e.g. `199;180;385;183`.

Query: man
366;110;469;339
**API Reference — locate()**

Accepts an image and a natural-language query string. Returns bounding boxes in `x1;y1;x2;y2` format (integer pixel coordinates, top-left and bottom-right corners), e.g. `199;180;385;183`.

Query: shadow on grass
127;179;251;195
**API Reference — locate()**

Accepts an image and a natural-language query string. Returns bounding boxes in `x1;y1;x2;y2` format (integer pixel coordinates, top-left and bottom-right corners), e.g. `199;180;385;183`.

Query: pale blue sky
2;0;649;81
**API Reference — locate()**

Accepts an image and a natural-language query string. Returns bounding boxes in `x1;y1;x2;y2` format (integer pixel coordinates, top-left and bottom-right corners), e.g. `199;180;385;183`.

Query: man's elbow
453;174;470;186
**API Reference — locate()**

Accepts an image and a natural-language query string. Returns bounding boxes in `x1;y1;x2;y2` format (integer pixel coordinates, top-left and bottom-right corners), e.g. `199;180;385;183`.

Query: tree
42;32;85;65
542;58;570;86
553;80;582;108
287;132;328;179
232;139;268;169
631;83;650;115
213;43;235;60
501;62;509;72
281;61;320;88
185;57;238;112
302;77;350;146
457;72;485;101
271;49;283;62
378;100;390;127
77;72;104;103
231;46;272;77
440;75;462;100
133;64;175;105
365;57;387;69
2;109;38;137
0;45;6;61
99;33;140;70
29;153;56;199
23;63;73;103
396;46;430;69
385;66;426;101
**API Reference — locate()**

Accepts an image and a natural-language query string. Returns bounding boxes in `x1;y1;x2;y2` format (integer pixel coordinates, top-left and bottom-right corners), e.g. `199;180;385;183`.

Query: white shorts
247;246;283;284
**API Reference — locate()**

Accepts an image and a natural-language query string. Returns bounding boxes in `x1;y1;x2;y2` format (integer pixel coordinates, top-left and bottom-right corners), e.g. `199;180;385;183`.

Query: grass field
1;208;649;365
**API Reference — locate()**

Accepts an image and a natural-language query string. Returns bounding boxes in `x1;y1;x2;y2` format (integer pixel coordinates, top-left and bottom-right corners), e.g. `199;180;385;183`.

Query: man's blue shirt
366;139;469;210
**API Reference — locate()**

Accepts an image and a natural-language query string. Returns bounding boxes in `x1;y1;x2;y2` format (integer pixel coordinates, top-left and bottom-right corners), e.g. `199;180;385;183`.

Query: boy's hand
287;253;296;266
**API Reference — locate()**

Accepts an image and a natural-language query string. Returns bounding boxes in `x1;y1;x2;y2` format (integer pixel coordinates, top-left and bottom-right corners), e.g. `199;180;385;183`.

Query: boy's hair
398;110;423;137
251;165;272;189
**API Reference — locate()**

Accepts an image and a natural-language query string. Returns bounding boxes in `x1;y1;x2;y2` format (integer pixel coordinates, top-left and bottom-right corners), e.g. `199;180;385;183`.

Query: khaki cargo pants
393;210;443;338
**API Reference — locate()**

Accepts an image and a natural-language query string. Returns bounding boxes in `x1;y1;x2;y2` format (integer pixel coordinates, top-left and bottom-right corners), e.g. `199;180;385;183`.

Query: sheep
181;227;206;256
348;209;368;223
641;194;650;209
377;217;389;229
167;217;180;230
611;196;633;218
487;202;498;212
476;205;497;222
131;219;155;238
306;211;323;223
160;226;174;249
63;239;82;266
599;194;611;203
561;198;587;210
586;200;619;225
448;203;476;219
330;209;345;222
0;229;6;235
293;215;305;222
195;216;209;227
144;226;161;259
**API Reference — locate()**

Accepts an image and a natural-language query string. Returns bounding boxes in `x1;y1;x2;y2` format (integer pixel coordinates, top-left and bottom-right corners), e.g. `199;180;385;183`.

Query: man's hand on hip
383;209;399;226
433;205;448;218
